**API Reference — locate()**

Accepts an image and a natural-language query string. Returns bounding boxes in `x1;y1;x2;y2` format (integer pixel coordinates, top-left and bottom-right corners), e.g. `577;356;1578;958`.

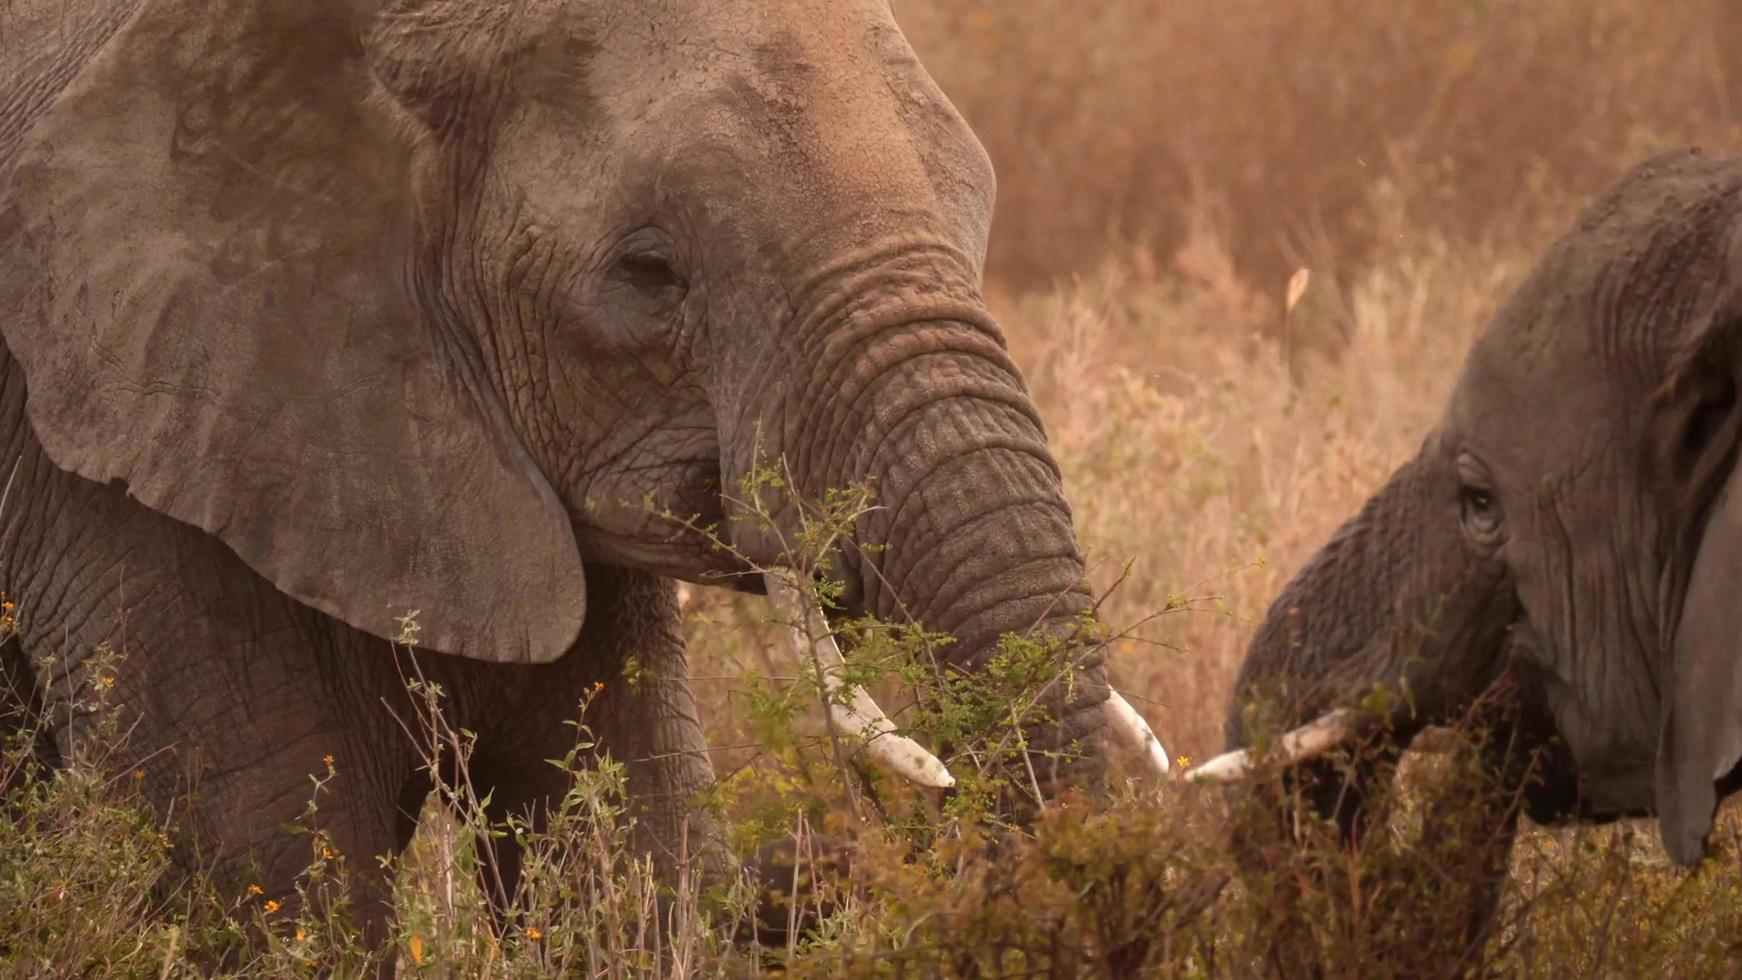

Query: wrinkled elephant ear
0;1;587;662
1657;460;1742;865
1652;244;1742;864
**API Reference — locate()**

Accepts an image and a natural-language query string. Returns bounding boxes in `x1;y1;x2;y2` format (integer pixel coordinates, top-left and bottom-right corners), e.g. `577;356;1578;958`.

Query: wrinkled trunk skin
840;332;1108;785
730;289;1111;791
1233;442;1594;820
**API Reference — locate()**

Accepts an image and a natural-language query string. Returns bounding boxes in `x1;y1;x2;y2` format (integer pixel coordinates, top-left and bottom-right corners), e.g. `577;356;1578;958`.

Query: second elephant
1227;148;1742;869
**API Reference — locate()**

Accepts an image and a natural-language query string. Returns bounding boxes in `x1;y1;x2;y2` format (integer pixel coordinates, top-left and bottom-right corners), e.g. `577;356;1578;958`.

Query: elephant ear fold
1653;254;1742;863
0;2;586;662
1657;457;1742;865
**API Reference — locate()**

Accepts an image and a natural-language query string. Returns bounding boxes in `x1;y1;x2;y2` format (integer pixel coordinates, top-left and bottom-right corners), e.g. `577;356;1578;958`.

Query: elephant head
0;0;1163;789
1212;149;1742;863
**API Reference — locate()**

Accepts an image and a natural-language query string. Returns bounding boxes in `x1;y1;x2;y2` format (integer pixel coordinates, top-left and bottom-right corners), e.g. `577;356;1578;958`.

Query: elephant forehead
1447;215;1719;470
1448;324;1627;474
1452;147;1742;411
564;0;990;240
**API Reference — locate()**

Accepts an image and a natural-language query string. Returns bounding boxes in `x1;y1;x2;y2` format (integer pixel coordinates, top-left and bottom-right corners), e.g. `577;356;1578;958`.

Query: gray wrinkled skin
0;0;1111;944
1233;149;1742;869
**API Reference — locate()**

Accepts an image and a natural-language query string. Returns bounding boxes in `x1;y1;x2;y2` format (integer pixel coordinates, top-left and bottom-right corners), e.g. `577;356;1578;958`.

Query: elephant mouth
567;456;767;584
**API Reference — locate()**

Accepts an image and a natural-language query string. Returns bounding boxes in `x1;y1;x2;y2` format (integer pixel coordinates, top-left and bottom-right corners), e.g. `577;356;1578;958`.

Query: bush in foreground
5;629;1741;977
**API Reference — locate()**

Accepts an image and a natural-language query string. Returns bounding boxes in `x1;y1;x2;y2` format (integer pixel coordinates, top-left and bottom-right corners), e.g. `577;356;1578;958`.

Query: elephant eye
601;228;689;321
1458;484;1504;543
616;251;686;295
1456;452;1504;545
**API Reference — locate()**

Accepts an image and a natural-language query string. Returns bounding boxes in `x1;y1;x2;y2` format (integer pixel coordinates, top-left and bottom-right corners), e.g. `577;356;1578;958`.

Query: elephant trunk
730;281;1117;789
841;338;1089;663
840;330;1112;785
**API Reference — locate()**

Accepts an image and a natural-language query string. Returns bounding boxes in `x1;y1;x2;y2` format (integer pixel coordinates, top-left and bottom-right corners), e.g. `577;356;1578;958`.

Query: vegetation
7;1;1742;975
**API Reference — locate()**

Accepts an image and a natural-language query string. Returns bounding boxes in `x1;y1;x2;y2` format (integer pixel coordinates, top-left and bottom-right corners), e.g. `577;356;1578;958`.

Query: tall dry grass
900;0;1741;290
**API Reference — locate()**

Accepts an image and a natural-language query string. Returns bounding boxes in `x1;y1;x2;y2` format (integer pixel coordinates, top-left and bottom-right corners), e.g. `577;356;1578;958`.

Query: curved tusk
1102;689;1171;777
765;573;956;789
1185;708;1359;783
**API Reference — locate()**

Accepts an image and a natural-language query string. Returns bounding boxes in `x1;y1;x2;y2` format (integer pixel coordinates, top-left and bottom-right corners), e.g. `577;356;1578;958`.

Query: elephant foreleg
450;569;725;932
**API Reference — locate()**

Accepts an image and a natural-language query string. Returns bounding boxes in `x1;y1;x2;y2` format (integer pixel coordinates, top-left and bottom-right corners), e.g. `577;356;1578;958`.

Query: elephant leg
445;568;724;931
145;648;421;960
582;573;723;885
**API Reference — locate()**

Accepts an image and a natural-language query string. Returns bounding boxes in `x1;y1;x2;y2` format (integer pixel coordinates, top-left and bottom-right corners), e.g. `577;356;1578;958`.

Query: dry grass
900;0;1741;289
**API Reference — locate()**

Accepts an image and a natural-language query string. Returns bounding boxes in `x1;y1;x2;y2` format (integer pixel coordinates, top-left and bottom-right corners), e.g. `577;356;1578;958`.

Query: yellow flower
295;927;308;942
321;846;334;861
248;884;264;896
322;754;334;766
1177;754;1191;770
408;933;425;965
132;769;145;780
264;900;281;914
593;681;605;692
525;927;543;940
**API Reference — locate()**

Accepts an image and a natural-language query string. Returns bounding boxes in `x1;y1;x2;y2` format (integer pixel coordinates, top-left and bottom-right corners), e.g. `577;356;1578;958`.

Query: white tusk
1102;689;1171;777
765;573;956;789
1185;708;1359;783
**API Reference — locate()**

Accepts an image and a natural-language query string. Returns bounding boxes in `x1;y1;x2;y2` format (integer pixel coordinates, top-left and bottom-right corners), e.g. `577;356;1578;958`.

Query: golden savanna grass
8;2;1742;975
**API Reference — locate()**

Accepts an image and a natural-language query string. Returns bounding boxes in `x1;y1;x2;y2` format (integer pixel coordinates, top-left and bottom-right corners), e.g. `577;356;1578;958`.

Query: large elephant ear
0;1;587;662
1652;218;1742;864
1657;459;1742;865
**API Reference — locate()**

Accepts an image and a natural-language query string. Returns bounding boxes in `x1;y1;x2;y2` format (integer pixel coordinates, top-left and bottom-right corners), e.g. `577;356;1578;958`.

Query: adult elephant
0;0;1162;948
1208;149;1742;868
